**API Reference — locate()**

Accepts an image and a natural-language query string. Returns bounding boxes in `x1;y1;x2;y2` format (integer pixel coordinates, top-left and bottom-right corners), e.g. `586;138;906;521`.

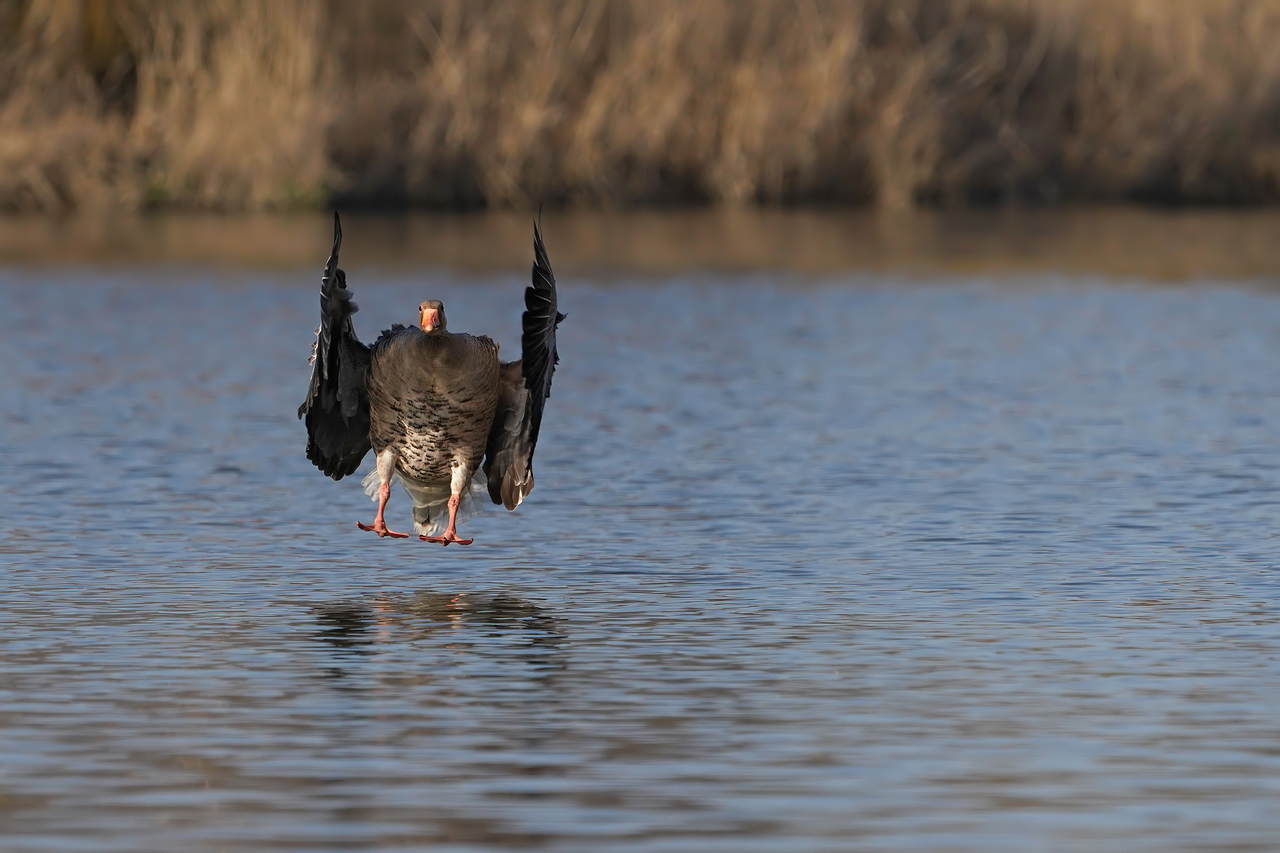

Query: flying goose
298;213;563;545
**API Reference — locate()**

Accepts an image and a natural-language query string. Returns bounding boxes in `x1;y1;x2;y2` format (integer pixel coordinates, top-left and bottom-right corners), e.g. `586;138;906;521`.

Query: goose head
418;300;447;334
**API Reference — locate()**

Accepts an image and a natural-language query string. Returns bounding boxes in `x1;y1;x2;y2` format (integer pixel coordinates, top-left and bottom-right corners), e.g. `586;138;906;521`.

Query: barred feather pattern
366;326;501;483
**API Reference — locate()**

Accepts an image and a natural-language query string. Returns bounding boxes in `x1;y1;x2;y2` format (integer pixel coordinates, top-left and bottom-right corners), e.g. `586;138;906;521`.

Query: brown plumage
298;213;564;544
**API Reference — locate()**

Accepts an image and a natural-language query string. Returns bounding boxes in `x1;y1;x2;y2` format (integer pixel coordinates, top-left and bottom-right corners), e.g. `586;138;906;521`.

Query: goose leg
421;463;474;546
357;449;409;538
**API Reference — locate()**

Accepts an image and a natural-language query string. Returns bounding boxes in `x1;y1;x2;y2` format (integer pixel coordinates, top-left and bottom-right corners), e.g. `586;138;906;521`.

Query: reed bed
3;0;1280;212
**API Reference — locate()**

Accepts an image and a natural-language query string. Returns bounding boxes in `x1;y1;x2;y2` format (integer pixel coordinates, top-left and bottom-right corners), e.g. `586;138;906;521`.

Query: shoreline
4;205;1280;281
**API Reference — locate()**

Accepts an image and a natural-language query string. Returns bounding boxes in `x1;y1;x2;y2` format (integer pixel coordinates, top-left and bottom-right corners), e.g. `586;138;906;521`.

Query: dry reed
4;0;1280;212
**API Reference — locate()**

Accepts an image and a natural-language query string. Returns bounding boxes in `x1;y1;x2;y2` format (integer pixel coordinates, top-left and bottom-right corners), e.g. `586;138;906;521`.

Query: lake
1;210;1279;851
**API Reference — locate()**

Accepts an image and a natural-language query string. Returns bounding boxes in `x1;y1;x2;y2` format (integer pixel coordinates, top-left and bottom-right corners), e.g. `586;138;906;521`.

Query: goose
298;213;563;545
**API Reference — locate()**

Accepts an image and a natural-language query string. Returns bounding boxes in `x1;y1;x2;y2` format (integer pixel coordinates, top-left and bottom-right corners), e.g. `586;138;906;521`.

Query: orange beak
421;308;439;332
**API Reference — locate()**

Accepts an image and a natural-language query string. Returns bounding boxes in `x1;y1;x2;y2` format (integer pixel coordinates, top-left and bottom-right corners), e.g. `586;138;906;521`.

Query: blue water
1;264;1279;852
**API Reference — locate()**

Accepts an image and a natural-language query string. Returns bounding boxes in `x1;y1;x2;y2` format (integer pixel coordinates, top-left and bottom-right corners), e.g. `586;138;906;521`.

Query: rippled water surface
3;259;1280;852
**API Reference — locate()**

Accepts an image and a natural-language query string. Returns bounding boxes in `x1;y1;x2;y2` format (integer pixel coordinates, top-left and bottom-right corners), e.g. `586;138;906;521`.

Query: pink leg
421;494;474;546
357;481;409;538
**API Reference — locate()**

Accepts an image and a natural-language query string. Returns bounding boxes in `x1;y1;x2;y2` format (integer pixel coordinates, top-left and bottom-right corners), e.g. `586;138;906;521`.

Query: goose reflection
313;591;566;679
314;603;380;655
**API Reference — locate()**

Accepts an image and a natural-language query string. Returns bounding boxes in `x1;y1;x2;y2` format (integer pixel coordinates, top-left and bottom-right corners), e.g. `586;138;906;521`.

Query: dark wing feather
298;212;372;480
483;220;564;509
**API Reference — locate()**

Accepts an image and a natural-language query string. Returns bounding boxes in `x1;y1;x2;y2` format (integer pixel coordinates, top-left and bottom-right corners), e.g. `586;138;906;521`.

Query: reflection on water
2;247;1280;851
314;591;566;672
315;603;379;654
5;206;1280;279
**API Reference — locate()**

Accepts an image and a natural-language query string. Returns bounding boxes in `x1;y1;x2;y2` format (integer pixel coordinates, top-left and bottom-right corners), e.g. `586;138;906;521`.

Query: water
2;253;1280;851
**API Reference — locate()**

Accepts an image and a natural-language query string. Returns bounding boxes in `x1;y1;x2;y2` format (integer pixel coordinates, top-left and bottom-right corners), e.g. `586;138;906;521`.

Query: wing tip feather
500;470;534;511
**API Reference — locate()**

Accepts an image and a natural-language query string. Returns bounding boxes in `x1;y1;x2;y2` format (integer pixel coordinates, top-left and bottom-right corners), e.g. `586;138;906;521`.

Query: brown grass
4;0;1280;212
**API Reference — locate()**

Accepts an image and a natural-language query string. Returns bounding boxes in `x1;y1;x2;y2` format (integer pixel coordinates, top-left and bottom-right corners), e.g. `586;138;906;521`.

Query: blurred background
5;0;1280;273
7;0;1280;213
4;2;1280;853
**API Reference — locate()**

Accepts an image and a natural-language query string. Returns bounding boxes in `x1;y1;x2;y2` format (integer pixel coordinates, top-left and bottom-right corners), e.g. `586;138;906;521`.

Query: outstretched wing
483;220;565;510
298;212;372;480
